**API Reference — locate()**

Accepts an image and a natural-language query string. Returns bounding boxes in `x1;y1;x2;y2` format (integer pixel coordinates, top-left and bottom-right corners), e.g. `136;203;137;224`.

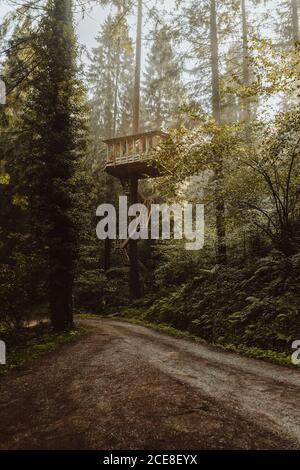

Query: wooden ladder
114;191;154;273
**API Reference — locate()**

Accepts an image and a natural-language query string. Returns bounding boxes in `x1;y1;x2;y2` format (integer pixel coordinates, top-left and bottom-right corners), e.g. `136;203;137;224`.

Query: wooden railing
106;133;161;167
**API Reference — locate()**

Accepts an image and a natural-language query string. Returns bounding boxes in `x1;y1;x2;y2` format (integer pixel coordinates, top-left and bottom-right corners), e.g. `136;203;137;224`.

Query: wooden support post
128;0;142;300
104;238;111;272
104;175;114;272
129;176;141;299
111;145;114;163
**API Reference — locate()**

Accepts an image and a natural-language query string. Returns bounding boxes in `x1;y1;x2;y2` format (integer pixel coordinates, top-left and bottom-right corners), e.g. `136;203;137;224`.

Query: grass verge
111;315;297;368
0;323;87;377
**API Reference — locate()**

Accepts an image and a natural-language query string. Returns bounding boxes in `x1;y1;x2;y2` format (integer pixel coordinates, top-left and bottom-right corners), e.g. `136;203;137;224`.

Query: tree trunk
291;0;300;45
104;36;120;272
241;0;251;122
104;238;112;271
129;0;142;299
210;0;221;124
132;0;142;134
104;174;114;272
48;0;75;331
209;0;227;265
113;37;121;137
129;177;142;299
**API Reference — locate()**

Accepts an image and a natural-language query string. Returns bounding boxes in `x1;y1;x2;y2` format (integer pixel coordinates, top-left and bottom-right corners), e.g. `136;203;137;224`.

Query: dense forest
1;0;300;357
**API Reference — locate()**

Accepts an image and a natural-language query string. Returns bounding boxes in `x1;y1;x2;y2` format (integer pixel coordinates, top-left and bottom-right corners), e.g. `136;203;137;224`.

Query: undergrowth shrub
122;250;300;352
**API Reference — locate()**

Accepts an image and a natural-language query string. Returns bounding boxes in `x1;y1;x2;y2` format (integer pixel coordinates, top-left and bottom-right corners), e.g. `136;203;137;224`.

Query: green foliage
87;12;134;145
0;323;87;376
75;269;109;313
1;0;300;362
120;250;300;354
0;253;46;329
114;317;296;367
75;266;130;314
19;0;88;330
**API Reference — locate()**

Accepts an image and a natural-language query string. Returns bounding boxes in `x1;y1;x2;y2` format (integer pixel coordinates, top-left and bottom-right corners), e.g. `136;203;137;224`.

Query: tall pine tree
142;25;185;131
88;13;134;145
22;0;86;330
87;13;134;272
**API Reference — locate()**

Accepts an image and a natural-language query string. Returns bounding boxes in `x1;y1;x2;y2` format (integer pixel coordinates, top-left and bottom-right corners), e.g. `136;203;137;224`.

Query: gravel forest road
0;318;299;450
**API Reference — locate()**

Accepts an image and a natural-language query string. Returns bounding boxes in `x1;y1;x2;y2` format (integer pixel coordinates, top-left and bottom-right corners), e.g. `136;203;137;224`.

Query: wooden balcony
103;130;169;179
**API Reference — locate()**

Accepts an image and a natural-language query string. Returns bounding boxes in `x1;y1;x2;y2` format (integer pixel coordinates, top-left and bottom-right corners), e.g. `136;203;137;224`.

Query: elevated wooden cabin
103;130;169;179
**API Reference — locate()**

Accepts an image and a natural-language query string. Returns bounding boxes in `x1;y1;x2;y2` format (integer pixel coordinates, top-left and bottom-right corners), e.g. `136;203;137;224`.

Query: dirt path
0;318;299;450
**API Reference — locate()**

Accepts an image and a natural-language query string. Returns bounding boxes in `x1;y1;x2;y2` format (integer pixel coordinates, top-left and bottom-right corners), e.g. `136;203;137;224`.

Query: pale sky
0;0;279;60
0;0;176;51
0;0;286;118
0;1;109;51
0;0;181;87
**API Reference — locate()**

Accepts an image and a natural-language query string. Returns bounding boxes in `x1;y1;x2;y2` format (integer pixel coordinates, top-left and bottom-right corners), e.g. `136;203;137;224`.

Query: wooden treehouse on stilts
104;130;168;179
103;130;169;298
103;0;168;300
